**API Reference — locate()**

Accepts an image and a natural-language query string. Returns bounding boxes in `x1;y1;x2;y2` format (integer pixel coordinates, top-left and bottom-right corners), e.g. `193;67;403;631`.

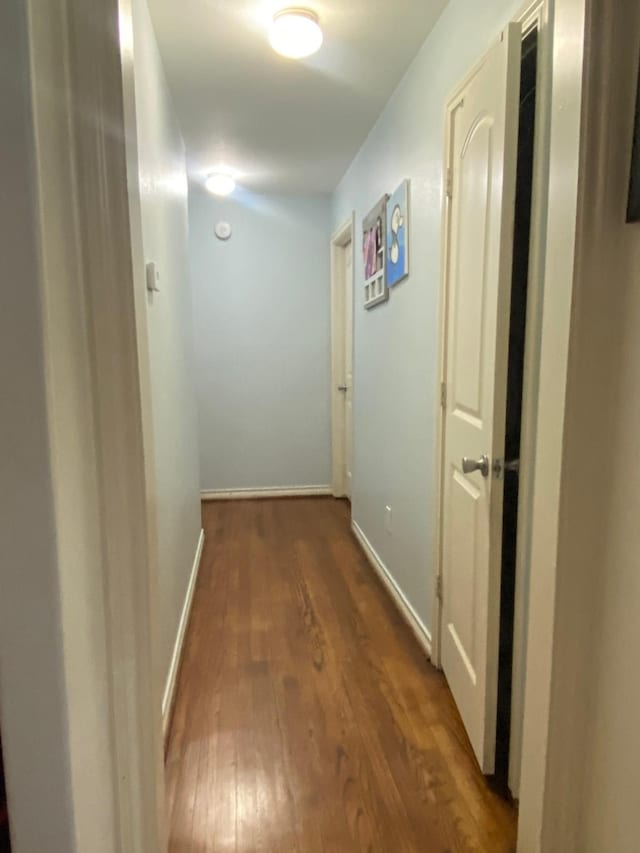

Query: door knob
462;455;490;478
337;385;348;392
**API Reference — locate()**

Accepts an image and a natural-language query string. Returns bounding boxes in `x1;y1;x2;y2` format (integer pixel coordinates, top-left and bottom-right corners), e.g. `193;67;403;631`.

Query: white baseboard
351;520;432;659
201;486;333;501
162;528;205;743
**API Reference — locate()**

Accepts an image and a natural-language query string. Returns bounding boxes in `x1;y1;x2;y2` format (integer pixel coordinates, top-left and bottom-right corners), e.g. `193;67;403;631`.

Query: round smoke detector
215;221;232;241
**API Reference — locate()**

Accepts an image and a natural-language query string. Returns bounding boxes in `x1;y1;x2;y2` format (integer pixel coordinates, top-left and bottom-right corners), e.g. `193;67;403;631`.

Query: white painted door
344;241;353;498
440;24;522;773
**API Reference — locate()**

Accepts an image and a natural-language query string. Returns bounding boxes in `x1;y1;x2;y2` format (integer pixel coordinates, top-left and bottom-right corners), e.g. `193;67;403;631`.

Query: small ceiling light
205;173;236;196
269;8;323;59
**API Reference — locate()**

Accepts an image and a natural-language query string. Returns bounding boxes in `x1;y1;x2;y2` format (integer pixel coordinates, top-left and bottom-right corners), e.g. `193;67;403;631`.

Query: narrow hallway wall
0;3;79;848
567;3;640;848
332;0;522;634
132;0;202;699
189;189;332;493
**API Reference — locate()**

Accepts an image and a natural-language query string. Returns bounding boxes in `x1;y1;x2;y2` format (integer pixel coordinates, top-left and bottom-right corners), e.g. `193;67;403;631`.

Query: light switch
146;261;160;292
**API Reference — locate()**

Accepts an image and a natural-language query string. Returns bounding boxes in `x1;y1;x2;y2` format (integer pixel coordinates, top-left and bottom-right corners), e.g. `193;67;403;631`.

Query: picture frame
362;195;389;309
386;179;410;286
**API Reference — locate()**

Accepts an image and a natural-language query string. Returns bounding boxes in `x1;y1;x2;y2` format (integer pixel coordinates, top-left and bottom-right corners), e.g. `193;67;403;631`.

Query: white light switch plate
146;261;160;292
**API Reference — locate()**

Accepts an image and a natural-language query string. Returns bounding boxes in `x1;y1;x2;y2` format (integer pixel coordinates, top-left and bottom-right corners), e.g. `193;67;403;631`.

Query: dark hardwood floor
165;498;517;852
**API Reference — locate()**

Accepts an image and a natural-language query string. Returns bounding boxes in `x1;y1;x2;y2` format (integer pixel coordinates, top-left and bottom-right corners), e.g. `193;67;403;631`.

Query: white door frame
330;214;356;498
505;0;552;797
432;0;550;796
518;0;590;846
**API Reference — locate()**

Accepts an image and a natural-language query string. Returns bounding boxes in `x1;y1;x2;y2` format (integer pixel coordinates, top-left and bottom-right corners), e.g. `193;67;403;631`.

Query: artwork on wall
627;60;640;223
386;179;410;286
362;195;389;309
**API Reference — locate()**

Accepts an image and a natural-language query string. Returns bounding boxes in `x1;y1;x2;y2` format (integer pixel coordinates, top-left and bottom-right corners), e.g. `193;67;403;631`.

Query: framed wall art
386;179;410;286
362;195;389;309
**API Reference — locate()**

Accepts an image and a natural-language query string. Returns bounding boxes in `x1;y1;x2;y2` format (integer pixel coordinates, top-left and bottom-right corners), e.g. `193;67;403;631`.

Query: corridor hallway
165;498;517;852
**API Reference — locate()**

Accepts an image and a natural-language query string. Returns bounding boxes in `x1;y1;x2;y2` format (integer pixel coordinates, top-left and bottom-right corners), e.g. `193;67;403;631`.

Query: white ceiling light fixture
205;173;236;196
269;8;323;60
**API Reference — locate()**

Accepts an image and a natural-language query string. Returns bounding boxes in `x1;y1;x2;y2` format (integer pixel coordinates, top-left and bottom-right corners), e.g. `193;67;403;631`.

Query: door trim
432;0;550;796
518;0;591;846
507;0;552;799
330;215;355;498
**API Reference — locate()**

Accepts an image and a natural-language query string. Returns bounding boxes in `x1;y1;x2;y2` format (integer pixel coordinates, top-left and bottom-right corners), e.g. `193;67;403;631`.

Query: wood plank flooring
165;498;517;852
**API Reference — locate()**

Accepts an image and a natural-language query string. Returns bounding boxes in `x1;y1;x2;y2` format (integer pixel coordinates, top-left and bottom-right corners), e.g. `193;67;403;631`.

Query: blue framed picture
386;179;410;286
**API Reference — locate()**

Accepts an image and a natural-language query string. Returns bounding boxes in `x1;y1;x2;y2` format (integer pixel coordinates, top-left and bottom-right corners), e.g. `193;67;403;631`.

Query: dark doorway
494;25;538;791
0;735;10;852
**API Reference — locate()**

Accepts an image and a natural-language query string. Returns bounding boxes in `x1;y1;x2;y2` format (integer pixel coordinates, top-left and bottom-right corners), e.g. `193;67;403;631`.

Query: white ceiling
147;0;448;193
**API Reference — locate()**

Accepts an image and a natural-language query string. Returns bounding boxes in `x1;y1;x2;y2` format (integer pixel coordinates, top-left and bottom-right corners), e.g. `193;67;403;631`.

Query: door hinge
446;167;453;200
440;381;447;409
436;574;443;602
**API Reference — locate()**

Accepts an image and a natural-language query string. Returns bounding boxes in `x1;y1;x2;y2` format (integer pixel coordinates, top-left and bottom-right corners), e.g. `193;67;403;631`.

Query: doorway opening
330;216;355;500
434;6;548;802
0;734;10;852
495;24;538;792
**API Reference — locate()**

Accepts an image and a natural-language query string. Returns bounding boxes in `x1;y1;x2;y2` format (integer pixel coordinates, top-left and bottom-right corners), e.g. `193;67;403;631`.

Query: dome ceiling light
269;8;323;59
205;173;236;196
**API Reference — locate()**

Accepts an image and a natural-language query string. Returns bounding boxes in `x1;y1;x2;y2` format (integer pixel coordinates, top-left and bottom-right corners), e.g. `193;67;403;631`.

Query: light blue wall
190;189;332;491
133;0;202;691
332;0;521;632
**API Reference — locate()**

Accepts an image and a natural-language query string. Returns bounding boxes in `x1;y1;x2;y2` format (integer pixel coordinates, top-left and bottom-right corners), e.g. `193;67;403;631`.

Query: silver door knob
337;385;348;392
462;455;490;477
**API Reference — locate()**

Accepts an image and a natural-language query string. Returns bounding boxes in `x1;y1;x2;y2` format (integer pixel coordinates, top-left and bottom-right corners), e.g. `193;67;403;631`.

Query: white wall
567;3;640;848
0;4;78;849
1;0;161;849
517;1;640;847
132;0;202;691
189;189;332;492
332;0;521;631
